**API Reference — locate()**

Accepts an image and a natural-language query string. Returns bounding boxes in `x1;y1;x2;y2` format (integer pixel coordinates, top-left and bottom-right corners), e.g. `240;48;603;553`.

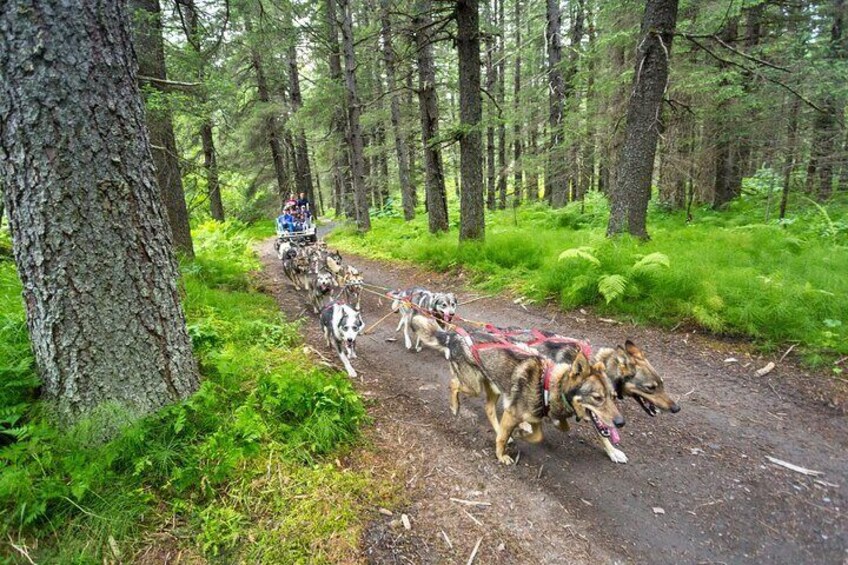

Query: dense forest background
139;0;847;234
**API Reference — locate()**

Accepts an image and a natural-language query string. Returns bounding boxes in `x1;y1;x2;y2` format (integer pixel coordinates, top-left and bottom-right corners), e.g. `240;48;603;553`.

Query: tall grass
0;221;384;562
331;190;848;361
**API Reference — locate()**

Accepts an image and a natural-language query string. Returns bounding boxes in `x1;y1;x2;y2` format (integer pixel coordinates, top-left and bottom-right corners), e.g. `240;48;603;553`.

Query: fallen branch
450;498;492;507
765;456;823;477
441;530;453;549
779;344;796;363
462;509;483;526
466;537;483;565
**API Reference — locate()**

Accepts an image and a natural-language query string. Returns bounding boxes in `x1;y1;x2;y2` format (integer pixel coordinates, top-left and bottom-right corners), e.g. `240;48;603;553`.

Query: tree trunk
0;0;199;422
325;0;355;219
606;0;679;238
485;13;497;211
312;150;325;216
779;97;801;220
176;0;224;222
496;0;507;210
458;0;485;240
565;0;584;203
339;0;371;230
131;0;194;257
580;0;596;200
381;0;415;220
288;40;316;209
546;0;568;207
246;16;288;203
811;0;846;201
449;91;462;197
405;72;419;207
512;0;523;206
711;18;742;209
414;0;449;233
201;121;224;221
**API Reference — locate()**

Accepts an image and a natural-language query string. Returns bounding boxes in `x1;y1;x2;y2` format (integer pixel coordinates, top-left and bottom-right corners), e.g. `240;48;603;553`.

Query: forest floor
255;236;847;564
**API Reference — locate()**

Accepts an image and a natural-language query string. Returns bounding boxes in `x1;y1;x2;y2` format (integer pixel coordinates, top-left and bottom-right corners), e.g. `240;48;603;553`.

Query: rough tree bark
0;0;199;422
607;0;679;238
457;0;485;241
131;0;194;257
414;0;449;233
380;0;415;220
339;0;371;230
546;0;568;207
512;0;523;206
288;39;316;209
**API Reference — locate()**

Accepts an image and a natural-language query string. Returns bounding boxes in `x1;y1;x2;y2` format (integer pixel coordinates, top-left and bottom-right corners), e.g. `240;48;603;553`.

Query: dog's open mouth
635;395;659;417
588;409;620;445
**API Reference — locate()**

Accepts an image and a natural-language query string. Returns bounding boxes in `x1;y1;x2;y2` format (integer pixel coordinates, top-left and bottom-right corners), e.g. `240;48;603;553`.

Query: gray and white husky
320;301;364;379
390;287;458;350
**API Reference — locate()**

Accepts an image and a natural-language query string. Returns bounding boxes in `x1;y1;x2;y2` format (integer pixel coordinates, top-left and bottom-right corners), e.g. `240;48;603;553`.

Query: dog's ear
571;352;590;377
625;340;644;359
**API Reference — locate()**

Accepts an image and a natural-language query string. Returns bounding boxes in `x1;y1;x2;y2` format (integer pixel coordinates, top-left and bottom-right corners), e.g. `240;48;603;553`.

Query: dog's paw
498;453;515;465
347;369;358;379
607;447;628;464
415;345;423;352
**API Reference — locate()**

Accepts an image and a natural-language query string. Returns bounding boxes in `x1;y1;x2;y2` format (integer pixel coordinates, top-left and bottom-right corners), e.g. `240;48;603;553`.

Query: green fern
630;252;670;274
598;274;628;304
558;246;601;266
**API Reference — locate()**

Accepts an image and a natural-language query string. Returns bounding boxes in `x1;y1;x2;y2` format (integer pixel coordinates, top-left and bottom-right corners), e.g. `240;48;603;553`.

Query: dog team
276;238;364;378
277;238;681;465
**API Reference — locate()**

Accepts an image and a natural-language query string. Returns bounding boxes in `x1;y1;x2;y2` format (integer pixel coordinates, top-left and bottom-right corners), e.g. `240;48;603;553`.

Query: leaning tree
0;0;199;422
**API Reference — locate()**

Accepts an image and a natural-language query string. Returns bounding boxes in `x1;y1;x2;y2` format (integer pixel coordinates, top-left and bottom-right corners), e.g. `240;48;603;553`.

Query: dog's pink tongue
610;427;621;445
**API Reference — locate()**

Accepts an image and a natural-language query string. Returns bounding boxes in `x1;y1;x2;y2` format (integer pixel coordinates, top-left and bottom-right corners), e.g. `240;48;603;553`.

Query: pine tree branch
137;75;201;90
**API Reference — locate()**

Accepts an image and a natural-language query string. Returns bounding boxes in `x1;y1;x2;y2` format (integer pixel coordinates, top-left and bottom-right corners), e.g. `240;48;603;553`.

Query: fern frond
630;252;670;274
558;246;600;266
598;274;628;304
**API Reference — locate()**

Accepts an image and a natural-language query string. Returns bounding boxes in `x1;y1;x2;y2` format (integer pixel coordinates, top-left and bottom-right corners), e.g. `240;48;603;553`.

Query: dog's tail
410;314;458;359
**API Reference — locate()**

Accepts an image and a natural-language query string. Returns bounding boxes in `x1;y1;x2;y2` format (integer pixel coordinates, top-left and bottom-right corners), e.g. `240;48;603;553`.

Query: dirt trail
256;237;846;564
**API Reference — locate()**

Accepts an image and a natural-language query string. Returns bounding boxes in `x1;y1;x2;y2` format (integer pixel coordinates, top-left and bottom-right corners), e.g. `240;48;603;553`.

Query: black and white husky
390;287;458;350
320;301;364;379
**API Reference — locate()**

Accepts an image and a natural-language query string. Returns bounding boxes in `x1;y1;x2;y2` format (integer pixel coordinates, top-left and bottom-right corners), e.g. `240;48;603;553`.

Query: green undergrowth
0;220;389;563
330;187;848;367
